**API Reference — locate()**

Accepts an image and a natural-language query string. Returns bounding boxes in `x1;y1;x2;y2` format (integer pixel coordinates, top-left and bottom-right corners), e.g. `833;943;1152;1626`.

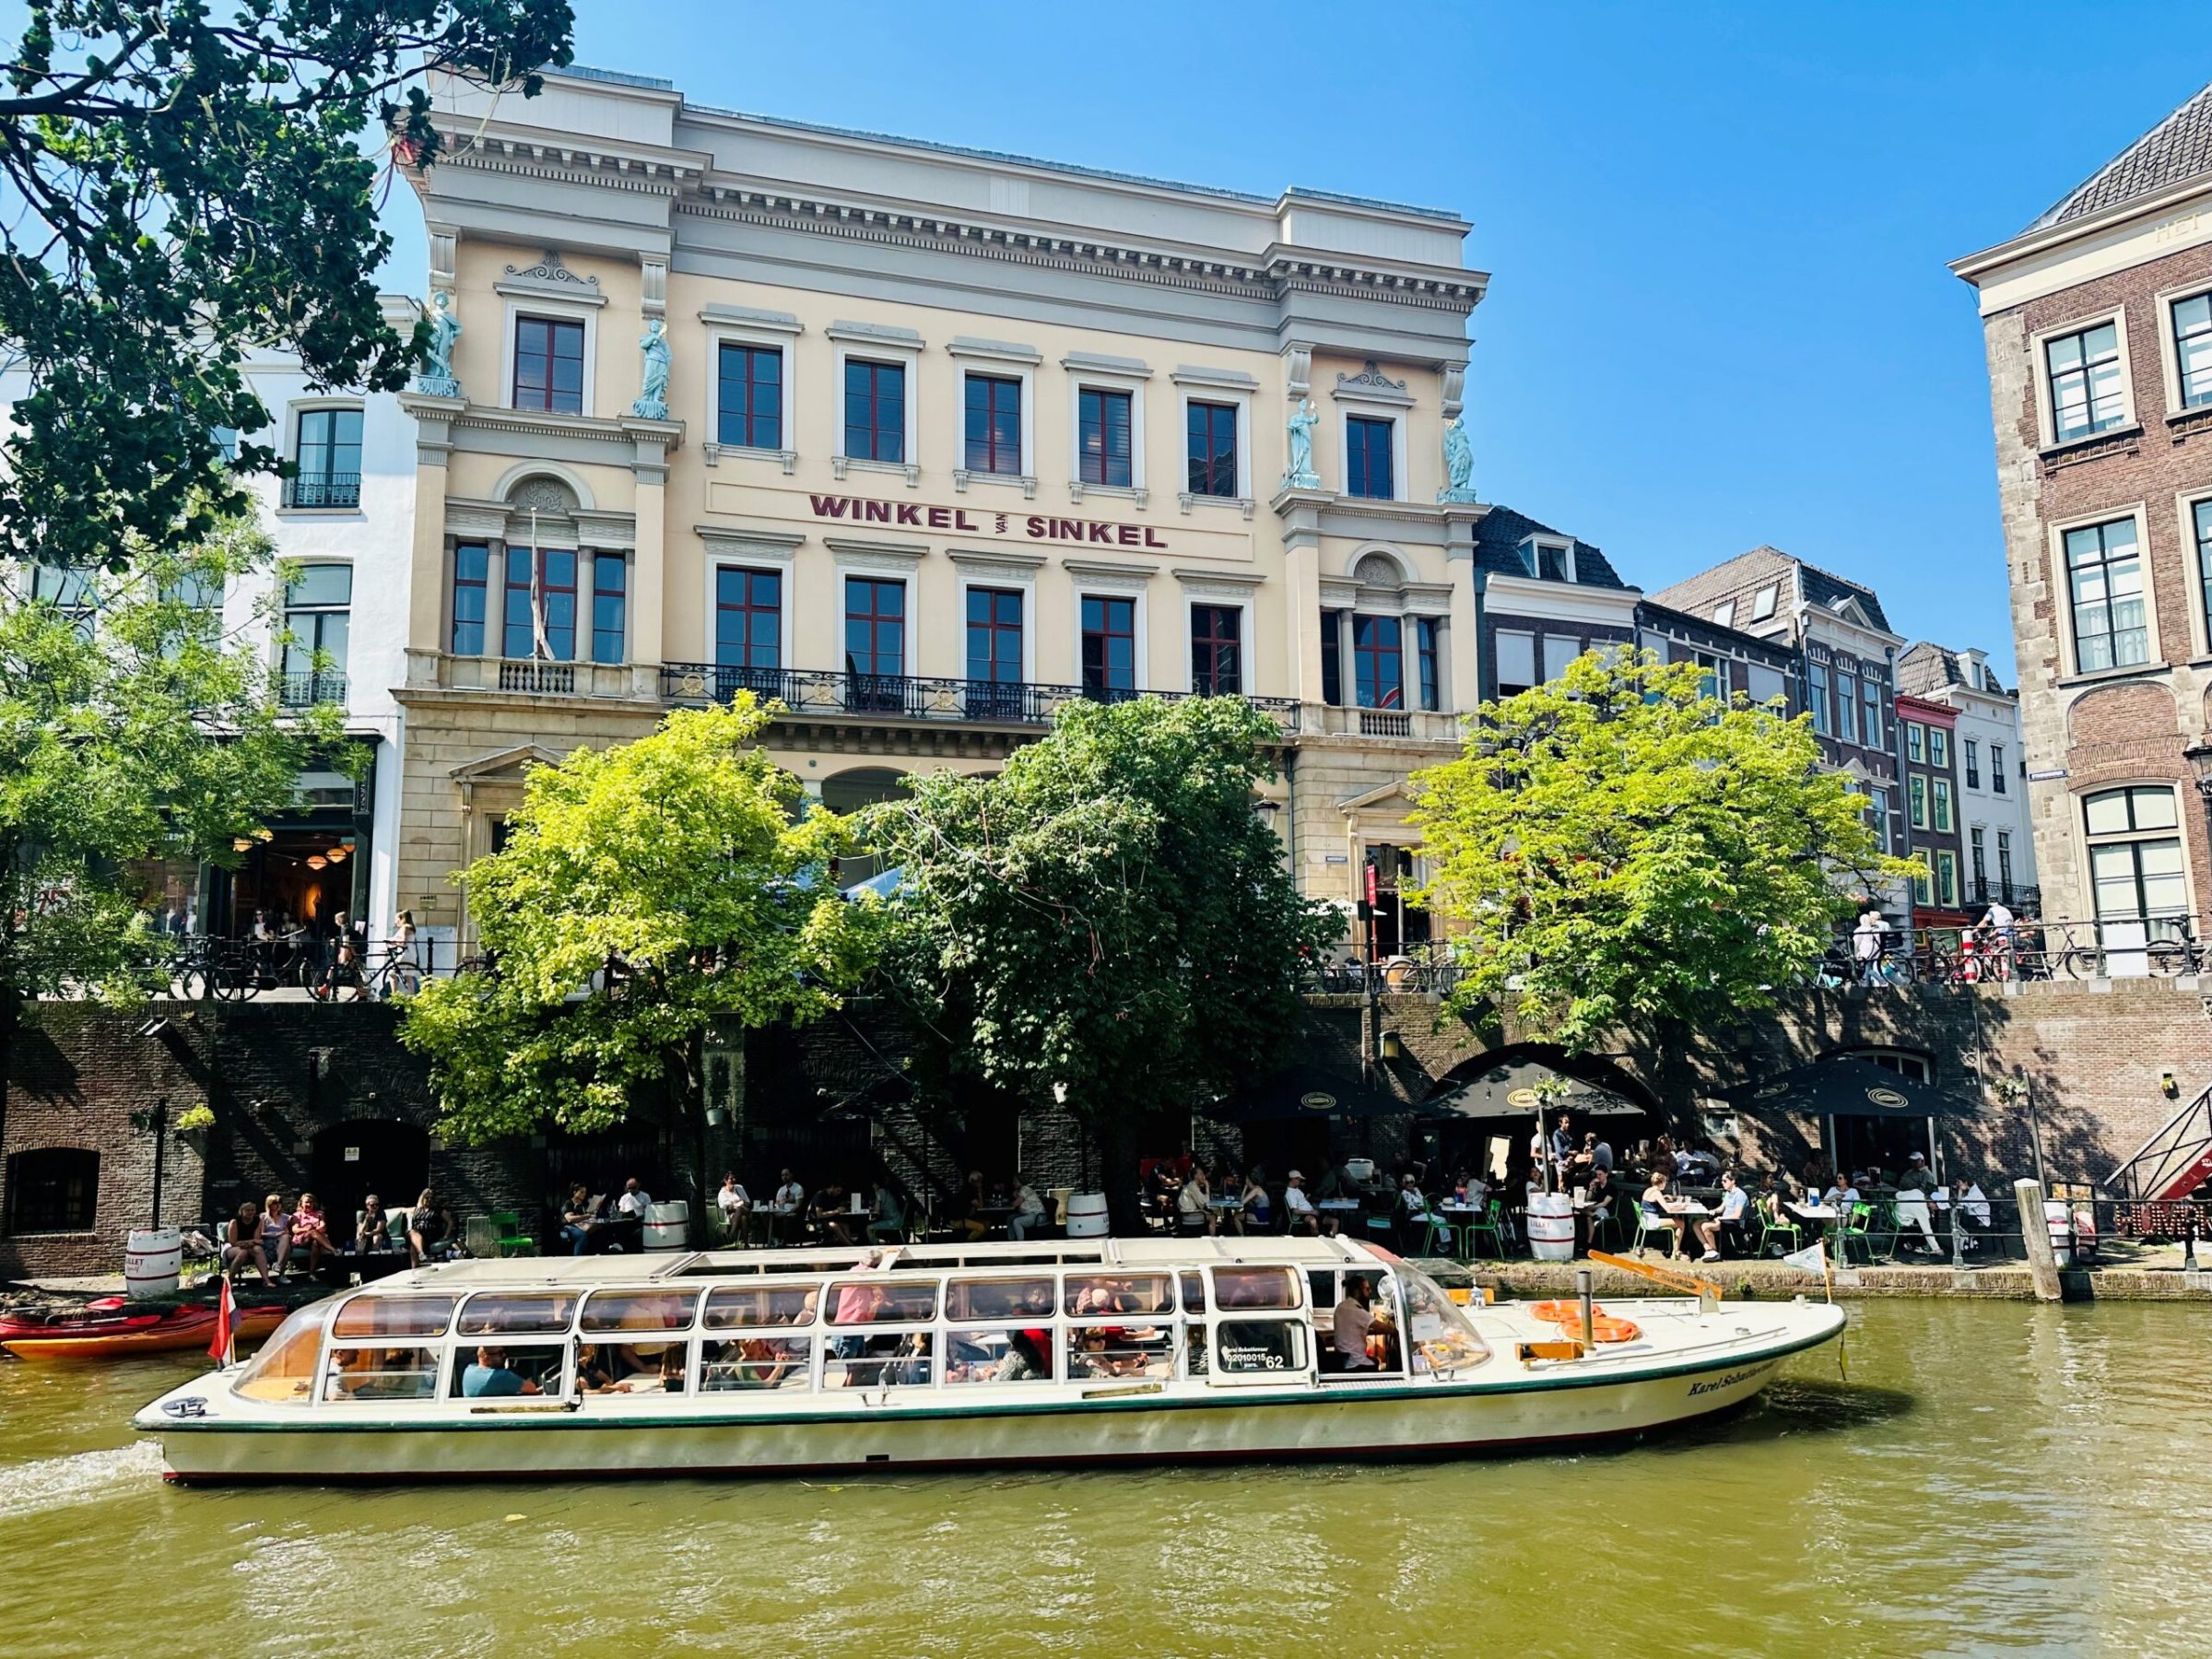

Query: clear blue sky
475;0;2204;676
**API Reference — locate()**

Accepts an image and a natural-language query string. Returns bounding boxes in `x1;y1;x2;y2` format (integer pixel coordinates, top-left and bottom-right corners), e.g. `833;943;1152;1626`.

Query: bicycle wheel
171;961;209;1000
2062;946;2105;980
2147;940;2191;976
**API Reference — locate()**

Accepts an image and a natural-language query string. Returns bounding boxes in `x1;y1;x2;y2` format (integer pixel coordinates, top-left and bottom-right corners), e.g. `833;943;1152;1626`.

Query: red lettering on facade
864;500;891;523
927;507;951;529
956;511;979;531
896;504;921;526
1024;516;1047;538
1117;524;1140;546
1144;528;1167;548
1088;523;1113;543
809;495;851;518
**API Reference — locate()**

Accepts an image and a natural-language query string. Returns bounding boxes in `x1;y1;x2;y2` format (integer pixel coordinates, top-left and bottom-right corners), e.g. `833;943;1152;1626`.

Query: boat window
457;1292;580;1337
575;1338;687;1395
579;1290;700;1335
1401;1268;1491;1376
229;1301;332;1404
824;1331;935;1389
332;1295;454;1338
1182;1322;1209;1377
1215;1319;1308;1376
701;1335;813;1391
701;1285;819;1329
945;1327;1055;1385
945;1277;1055;1320
322;1345;441;1401
1179;1270;1206;1313
1064;1273;1171;1316
1212;1266;1299;1310
452;1342;565;1398
1066;1322;1174;1380
825;1280;939;1324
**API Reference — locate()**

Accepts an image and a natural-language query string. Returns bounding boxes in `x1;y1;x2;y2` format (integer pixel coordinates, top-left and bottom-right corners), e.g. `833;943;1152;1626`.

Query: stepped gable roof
1469;503;1630;589
2030;79;2212;230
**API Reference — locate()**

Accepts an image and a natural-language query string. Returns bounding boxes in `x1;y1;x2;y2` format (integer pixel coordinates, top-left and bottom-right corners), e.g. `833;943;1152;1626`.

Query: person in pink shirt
289;1191;335;1276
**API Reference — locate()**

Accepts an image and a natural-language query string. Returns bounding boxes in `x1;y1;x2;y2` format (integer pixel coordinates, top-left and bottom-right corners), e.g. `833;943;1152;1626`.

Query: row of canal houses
6;64;2031;962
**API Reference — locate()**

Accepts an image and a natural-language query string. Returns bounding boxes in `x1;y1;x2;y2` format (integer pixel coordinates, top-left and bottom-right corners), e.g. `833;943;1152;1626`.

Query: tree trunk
1648;1014;1700;1146
1096;1108;1146;1235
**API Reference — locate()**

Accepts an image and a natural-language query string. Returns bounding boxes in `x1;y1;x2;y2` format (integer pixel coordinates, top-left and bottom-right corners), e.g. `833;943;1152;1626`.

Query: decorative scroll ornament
1336;359;1407;394
1283;398;1321;490
629;318;671;420
415;289;462;399
502;249;601;292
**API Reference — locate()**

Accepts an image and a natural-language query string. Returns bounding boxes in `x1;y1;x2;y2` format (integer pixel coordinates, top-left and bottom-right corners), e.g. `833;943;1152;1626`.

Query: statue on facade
1284;398;1320;489
629;317;671;420
1438;414;1477;502
416;289;463;398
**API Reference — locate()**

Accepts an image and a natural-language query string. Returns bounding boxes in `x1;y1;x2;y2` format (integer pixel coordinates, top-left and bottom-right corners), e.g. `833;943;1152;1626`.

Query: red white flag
207;1274;234;1364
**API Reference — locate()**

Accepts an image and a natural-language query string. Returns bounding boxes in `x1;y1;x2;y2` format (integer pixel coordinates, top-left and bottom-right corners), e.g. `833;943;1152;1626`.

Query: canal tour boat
135;1236;1846;1485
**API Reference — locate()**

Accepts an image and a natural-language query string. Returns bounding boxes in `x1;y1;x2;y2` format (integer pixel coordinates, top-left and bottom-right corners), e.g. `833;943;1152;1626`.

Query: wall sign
2026;768;2068;782
810;493;1169;549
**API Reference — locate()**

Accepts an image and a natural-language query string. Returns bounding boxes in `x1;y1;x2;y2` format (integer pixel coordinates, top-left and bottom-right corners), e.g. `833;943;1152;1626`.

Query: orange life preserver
1525;1300;1642;1343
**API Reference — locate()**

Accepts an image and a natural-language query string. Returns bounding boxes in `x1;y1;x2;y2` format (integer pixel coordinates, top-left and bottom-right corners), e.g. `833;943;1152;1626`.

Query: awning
1205;1069;1442;1124
1727;1057;1971;1120
1425;1057;1648;1121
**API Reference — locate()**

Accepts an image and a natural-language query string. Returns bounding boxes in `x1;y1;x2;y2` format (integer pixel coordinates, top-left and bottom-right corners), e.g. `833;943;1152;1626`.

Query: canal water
1;1299;2204;1657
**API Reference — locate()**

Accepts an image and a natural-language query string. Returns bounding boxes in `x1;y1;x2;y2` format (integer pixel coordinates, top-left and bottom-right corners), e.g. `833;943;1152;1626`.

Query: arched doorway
820;767;912;885
312;1121;429;1241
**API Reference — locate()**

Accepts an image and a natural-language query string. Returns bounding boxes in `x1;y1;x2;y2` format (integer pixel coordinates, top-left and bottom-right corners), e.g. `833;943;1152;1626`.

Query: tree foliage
1409;651;1920;1053
0;518;342;1014
865;696;1335;1220
0;1;574;571
399;700;880;1144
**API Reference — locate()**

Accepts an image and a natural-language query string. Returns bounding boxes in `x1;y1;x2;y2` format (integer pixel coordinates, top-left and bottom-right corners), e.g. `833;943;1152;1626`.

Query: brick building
1951;79;2212;934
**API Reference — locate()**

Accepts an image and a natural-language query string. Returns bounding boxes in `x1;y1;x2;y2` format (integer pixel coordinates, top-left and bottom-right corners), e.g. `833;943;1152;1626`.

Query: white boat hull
147;1304;1841;1485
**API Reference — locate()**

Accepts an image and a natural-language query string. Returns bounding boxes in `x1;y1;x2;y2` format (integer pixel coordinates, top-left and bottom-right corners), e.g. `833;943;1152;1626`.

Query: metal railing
660;663;1300;732
282;473;361;510
276;670;347;708
1298;938;1463;995
1967;879;2041;913
137;934;458;1003
1821;913;2212;987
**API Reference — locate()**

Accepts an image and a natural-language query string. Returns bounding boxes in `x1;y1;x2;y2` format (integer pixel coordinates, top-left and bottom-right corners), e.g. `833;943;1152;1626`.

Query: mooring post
2015;1177;2062;1303
1575;1267;1594;1348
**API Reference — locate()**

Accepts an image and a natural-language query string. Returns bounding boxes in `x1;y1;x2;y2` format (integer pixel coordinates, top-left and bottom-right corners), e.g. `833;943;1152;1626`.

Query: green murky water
0;1300;2204;1657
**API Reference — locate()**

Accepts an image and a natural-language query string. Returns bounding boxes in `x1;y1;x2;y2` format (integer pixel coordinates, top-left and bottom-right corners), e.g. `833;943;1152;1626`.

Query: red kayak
0;1296;288;1361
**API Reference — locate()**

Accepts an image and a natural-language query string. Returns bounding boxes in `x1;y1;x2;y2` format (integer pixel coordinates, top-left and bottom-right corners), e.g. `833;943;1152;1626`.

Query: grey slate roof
1651;545;1891;635
1899;640;2006;699
1469;504;1630;589
2031;79;2212;230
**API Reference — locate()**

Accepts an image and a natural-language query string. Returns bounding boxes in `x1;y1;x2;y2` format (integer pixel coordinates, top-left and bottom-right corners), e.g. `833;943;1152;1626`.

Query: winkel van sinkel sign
810;493;1170;549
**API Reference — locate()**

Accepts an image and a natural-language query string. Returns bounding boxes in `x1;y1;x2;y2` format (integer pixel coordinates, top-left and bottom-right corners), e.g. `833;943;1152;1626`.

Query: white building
1899;641;2040;915
3;293;419;949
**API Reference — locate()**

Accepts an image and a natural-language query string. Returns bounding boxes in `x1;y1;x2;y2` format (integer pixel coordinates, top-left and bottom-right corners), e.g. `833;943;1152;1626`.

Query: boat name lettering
1688;1360;1773;1397
807;494;1170;548
1220;1346;1288;1370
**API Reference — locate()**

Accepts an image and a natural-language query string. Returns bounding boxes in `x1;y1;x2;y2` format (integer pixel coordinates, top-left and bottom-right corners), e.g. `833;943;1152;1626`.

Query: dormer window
1712;601;1735;628
1519;535;1574;582
1749;584;1778;621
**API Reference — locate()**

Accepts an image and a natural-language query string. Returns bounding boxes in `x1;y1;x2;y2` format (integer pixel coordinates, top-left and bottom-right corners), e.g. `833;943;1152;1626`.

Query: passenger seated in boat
224;1202;275;1287
1366;1306;1402;1371
462;1345;541;1398
1330;1276;1377;1371
993;1329;1052;1382
573;1344;616;1394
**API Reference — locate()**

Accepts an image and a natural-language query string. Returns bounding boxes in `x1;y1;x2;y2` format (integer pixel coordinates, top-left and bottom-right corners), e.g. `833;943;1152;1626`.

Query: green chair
1636;1209;1680;1259
1460;1202;1505;1261
1839;1202;1877;1265
1758;1203;1804;1259
489;1210;537;1258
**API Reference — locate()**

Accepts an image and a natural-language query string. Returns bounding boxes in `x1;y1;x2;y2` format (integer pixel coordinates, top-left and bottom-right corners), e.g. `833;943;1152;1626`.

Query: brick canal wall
6;978;2208;1276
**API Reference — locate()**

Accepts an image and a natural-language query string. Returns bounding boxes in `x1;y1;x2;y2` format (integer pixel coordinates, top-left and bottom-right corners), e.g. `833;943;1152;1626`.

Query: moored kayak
2;1299;288;1361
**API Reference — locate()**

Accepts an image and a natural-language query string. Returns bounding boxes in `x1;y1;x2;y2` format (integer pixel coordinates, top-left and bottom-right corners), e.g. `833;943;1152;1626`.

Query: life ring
1525;1300;1641;1343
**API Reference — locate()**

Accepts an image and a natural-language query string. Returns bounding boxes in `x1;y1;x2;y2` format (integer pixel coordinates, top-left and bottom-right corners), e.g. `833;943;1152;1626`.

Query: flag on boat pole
1783;1240;1849;1380
207;1273;235;1366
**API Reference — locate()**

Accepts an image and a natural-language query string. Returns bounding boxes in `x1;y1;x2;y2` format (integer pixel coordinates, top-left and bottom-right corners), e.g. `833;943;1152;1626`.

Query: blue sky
488;1;2205;674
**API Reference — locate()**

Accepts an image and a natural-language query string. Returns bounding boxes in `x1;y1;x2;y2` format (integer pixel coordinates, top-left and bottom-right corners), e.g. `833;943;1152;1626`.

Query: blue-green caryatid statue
1438;415;1477;502
629;318;671;420
1283;398;1321;489
415;289;463;399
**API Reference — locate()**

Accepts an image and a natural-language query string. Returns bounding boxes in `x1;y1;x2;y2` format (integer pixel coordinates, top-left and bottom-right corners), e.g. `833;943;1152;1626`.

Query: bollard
1575;1267;1594;1349
2015;1178;2063;1302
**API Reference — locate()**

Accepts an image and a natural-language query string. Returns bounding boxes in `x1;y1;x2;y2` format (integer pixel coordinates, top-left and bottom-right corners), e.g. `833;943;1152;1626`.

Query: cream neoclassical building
391;65;1578;957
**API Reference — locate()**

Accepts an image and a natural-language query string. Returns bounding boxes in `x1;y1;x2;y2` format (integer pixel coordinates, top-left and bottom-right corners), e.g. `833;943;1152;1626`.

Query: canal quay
0;1300;2206;1657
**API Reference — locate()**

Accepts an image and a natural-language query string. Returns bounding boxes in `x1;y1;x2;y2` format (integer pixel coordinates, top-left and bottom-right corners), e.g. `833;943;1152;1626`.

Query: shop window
5;1148;98;1233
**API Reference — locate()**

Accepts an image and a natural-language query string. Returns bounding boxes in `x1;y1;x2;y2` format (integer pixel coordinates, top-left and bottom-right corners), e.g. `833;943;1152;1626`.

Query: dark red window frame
716;567;783;670
1186;400;1238;498
1347;415;1394;500
844;359;905;463
717;343;783;450
1353;613;1404;709
1191;604;1241;696
1079;387;1133;487
512;316;585;414
965;374;1023;475
1082;594;1136;698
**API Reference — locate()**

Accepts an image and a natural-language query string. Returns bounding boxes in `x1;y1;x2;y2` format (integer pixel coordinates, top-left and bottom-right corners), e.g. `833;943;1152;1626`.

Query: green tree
0;520;344;1122
0;1;574;571
865;696;1335;1230
399;700;880;1154
1409;651;1919;1065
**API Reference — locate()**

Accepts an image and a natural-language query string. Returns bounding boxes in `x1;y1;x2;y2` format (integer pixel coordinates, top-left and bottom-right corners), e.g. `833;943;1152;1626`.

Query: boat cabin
227;1236;1492;1409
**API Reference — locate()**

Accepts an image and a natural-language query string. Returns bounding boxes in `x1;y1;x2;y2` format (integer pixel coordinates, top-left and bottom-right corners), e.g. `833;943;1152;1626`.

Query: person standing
1980;900;2017;981
1853;904;1888;985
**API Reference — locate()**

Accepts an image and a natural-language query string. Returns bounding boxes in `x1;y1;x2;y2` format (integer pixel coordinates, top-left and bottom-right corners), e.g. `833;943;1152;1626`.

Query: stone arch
1348;546;1409;587
490;459;596;512
820;766;914;887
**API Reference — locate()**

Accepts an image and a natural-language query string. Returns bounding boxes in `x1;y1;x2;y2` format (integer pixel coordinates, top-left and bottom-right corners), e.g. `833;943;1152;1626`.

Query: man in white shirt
1283;1171;1318;1235
1331;1276;1377;1371
1981;900;2017;980
1853;906;1887;984
615;1178;652;1219
767;1169;805;1244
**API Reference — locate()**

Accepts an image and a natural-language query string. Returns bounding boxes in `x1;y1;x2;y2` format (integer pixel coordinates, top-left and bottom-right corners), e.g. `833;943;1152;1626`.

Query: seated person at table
1236;1172;1270;1236
1007;1179;1047;1240
1640;1172;1687;1254
613;1177;653;1236
1330;1276;1377;1371
462;1345;542;1398
1283;1171;1318;1235
1713;1171;1753;1258
356;1193;394;1253
407;1187;455;1266
951;1170;991;1241
559;1183;601;1255
1397;1175;1446;1241
715;1172;751;1242
1583;1166;1614;1227
1892;1153;1942;1253
1175;1168;1214;1235
869;1179;909;1242
812;1184;862;1245
1822;1172;1863;1209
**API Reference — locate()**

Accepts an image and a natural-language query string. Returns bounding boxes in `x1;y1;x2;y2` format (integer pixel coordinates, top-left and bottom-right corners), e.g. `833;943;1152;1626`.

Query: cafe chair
489;1211;537;1258
1459;1203;1505;1261
1839;1202;1879;1266
1636;1210;1680;1259
1758;1203;1803;1259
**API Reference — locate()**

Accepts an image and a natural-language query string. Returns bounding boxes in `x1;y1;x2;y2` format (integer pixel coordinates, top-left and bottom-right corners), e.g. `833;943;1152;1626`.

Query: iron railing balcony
1968;878;2041;913
283;472;361;510
277;670;347;708
659;663;1299;731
